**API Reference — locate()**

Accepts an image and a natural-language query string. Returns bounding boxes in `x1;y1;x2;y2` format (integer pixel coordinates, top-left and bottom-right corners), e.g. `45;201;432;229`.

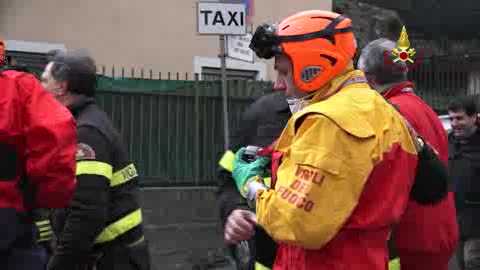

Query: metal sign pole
220;34;230;150
197;1;246;150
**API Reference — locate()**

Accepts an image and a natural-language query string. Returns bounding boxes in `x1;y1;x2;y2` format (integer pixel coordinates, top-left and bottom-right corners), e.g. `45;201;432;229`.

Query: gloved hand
232;147;271;195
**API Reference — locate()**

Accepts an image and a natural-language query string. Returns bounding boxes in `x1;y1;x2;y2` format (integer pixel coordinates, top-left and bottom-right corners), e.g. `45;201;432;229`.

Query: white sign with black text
227;33;254;63
197;2;247;35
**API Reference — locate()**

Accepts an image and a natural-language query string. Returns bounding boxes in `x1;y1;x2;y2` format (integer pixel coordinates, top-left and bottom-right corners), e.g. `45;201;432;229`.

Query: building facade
1;0;331;81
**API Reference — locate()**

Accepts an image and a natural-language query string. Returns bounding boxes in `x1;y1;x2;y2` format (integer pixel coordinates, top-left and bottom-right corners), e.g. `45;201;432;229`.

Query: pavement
139;187;464;270
450;253;461;270
140;187;235;270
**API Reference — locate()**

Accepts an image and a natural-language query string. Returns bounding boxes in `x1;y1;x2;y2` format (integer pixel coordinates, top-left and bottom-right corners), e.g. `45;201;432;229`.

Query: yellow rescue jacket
255;68;418;270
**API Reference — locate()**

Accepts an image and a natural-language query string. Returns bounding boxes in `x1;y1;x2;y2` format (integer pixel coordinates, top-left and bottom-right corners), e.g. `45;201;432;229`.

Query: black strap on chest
0;143;35;214
0;144;18;180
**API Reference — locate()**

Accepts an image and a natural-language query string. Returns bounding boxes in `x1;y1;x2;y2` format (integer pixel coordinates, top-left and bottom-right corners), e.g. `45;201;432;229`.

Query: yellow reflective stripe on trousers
36;224;52;233
76;161;113;180
219;150;235;172
111;164;138;187
35;220;53;242
35;220;50;227
95;209;142;244
389;257;400;270
255;262;271;270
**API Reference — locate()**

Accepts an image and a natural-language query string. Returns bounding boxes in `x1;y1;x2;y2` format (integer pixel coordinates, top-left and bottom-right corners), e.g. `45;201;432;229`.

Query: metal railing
94;73;272;186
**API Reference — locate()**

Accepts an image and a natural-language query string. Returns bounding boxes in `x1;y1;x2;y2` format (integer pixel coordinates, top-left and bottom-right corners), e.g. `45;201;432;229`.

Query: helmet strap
277;15;353;44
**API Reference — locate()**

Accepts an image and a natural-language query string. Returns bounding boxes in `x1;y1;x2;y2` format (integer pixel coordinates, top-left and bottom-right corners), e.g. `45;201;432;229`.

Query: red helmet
250;10;356;92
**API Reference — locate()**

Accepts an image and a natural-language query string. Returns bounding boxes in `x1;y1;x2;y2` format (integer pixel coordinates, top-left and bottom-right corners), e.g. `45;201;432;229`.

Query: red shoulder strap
258;138;282;188
258;138;278;157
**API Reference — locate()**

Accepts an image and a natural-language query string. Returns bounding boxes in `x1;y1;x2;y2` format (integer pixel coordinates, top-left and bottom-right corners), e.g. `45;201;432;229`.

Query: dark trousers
230;239;256;270
0;209;48;270
230;227;278;270
458;238;480;270
0;245;48;270
93;239;151;270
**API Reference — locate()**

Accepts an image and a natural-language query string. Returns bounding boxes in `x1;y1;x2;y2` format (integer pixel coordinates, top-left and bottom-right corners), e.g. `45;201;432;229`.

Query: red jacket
0;70;77;212
384;81;458;255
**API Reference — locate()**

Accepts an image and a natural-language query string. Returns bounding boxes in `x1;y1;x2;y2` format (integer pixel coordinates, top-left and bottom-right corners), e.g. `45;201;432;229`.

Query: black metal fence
11;53;480;186
408;53;480;114
94;55;480;186
95;76;272;186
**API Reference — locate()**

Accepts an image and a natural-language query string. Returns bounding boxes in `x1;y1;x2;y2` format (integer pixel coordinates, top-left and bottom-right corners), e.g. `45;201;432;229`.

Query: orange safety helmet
250;10;356;92
0;38;5;65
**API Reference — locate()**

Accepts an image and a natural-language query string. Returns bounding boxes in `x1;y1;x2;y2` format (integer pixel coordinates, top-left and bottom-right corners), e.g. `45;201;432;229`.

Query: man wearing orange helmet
226;10;419;269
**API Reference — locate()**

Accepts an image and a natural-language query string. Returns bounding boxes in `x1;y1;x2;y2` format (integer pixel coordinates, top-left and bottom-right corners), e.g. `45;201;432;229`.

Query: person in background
0;38;77;270
3;52;57;268
218;78;291;270
41;50;150;270
448;96;480;270
357;37;458;270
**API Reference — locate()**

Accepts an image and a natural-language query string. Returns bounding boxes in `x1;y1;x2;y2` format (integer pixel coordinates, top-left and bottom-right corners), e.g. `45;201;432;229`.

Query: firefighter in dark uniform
40;50;151;270
217;86;291;270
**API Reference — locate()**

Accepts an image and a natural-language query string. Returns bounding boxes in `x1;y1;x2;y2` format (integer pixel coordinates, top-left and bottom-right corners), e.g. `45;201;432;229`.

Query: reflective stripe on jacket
49;97;146;270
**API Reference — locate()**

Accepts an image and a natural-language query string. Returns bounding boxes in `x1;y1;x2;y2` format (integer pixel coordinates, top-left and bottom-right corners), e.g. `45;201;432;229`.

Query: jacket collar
67;96;95;117
310;65;368;104
271;91;291;113
382;81;415;99
450;126;480;145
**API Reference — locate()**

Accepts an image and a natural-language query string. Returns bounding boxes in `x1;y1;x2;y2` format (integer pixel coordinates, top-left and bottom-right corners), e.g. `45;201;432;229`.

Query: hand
224;209;257;245
232;148;271;193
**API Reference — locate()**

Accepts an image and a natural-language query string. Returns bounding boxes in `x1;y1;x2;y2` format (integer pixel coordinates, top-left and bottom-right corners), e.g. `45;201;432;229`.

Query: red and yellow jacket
255;69;418;270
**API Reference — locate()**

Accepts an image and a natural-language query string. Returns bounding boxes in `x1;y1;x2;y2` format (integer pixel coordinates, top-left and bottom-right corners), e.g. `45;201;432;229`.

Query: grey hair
46;49;64;62
50;49;97;97
357;38;408;85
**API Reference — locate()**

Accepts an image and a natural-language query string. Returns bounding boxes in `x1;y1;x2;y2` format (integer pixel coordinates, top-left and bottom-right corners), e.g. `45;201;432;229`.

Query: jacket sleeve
217;105;258;226
49;126;110;269
19;73;77;209
256;115;376;250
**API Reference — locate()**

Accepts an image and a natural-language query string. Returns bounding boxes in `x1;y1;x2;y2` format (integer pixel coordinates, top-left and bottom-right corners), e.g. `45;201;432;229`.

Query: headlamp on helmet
250;15;352;60
249;24;282;59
